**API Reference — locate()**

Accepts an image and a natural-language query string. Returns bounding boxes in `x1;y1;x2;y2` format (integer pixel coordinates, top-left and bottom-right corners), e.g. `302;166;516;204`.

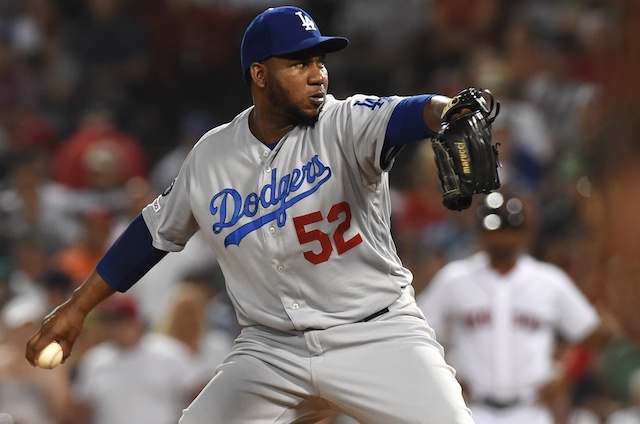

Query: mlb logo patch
152;196;162;212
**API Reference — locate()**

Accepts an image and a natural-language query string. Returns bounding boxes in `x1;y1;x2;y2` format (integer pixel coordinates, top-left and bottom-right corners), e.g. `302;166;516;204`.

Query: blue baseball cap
241;6;348;74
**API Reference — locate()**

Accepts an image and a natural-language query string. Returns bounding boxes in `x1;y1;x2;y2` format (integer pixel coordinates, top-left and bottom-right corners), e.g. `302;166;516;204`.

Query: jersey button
269;226;275;234
292;302;300;310
265;166;271;173
263;151;269;157
277;265;285;273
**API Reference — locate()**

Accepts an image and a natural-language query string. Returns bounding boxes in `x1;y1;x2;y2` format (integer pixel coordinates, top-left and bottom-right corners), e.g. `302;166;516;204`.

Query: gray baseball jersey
142;94;413;331
142;94;476;424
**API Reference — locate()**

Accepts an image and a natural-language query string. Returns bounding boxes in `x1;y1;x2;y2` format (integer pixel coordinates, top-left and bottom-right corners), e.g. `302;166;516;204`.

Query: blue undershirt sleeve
382;94;437;167
96;214;169;292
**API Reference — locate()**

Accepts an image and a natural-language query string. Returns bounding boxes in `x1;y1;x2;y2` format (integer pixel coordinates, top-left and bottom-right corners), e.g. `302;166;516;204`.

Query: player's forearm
424;95;451;133
66;270;117;317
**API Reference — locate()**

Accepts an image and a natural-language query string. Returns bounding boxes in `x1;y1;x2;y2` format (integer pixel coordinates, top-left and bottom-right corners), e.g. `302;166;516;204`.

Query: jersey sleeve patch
152;195;162;212
353;96;392;111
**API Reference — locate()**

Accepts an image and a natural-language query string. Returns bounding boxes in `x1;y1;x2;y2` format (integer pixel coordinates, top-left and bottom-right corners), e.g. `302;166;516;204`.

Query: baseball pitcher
26;6;501;423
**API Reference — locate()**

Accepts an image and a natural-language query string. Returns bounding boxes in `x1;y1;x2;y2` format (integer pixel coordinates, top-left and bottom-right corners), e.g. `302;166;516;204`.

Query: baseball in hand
36;341;63;369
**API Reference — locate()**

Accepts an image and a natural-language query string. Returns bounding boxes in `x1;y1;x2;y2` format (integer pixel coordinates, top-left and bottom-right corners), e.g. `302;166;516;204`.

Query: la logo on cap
240;6;348;74
295;11;317;31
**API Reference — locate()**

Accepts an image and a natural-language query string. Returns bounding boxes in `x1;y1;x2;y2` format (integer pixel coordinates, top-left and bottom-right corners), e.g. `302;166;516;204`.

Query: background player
417;190;604;424
25;6;486;423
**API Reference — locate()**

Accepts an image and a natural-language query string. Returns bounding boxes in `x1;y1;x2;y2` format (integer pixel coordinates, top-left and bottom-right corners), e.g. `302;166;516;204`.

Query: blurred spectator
507;1;599;158
417;190;606;424
70;293;199;424
77;141;131;211
0;258;12;311
106;176;157;243
62;0;150;118
521;28;598;155
150;109;218;193
568;371;613;424
0;147;80;248
407;0;507;96
597;337;640;409
466;43;554;191
10;114;57;152
0;19;40;138
52;101;148;189
140;0;251;119
330;0;428;95
392;141;448;248
11;0;81;137
6;234;50;305
40;269;74;313
155;276;234;394
54;208;114;287
501;17;544;93
51;101;149;221
606;368;640;424
11;0;64;61
0;297;71;424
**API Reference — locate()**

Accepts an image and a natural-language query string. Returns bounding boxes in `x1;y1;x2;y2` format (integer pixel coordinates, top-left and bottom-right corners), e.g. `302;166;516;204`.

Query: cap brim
272;36;349;58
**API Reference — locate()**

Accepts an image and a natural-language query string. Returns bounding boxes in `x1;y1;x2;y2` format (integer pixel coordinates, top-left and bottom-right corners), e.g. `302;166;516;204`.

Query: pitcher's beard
267;80;320;127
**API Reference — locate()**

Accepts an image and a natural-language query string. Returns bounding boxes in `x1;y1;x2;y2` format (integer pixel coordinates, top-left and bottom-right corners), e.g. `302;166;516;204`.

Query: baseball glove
431;88;501;211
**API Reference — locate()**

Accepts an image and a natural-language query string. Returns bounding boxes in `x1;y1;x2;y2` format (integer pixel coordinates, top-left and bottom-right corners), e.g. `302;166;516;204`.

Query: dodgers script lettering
210;155;332;247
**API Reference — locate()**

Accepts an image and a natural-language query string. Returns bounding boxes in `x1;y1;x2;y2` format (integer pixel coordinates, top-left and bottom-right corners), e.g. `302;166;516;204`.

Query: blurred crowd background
0;0;639;423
